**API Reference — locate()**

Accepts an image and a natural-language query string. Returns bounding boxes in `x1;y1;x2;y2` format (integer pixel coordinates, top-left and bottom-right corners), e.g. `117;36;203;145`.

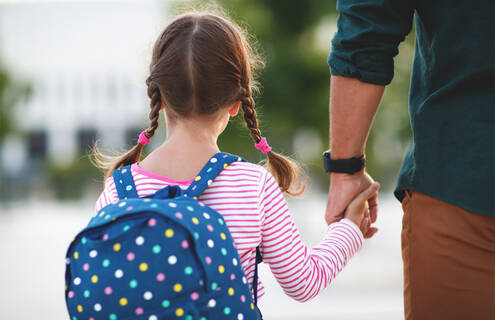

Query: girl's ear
229;101;241;117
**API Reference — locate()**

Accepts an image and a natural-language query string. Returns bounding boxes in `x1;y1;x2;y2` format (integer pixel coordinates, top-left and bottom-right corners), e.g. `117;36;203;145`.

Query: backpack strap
185;152;245;199
252;246;263;306
112;165;138;200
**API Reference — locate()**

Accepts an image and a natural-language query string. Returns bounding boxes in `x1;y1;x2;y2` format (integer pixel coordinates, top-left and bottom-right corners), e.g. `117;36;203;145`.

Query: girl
93;12;379;305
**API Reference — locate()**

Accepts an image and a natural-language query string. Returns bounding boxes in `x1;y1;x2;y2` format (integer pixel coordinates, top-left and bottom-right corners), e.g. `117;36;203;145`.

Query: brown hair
92;12;304;195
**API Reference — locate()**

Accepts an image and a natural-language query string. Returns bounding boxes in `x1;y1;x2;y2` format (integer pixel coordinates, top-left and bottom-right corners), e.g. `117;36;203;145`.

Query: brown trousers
401;191;495;320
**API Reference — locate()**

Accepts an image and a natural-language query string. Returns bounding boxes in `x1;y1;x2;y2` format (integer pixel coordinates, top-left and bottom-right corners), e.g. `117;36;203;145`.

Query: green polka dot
72;317;77;320
152;245;161;254
123;225;130;232
211;282;218;290
193;232;199;240
81;237;87;245
218;218;224;225
150;203;158;208
186;206;194;212
129;280;138;288
102;259;110;267
109;314;117;320
83;290;90;298
184;266;193;275
185;316;193;320
221;248;227;256
161;300;170;308
224;307;231;315
126;185;132;191
200;317;207;320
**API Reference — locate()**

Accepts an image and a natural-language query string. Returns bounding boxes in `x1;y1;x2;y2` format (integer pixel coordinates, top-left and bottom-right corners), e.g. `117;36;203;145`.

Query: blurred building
0;0;168;170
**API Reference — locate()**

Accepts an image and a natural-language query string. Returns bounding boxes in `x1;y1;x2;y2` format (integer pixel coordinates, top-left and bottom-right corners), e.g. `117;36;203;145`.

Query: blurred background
0;0;414;319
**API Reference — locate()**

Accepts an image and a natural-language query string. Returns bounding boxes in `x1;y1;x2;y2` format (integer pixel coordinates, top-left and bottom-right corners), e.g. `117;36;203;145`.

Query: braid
239;85;305;196
145;79;162;139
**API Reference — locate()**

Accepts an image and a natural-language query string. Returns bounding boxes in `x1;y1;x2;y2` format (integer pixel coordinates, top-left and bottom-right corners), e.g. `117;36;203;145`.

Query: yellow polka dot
175;308;184;317
77;305;83;312
220;233;226;240
99;211;105;217
228;288;234;296
143;198;151;202
73;251;79;259
113;243;121;252
119;297;128;306
218;265;225;274
193;197;198;200
251;303;255;310
191;217;199;225
139;262;148;272
165;229;174;238
223;163;228;168
195;176;201;181
173;283;183;292
91;275;98;283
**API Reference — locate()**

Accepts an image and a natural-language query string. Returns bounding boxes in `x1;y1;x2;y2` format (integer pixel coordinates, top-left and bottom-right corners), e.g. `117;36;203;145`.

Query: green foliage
47;156;101;200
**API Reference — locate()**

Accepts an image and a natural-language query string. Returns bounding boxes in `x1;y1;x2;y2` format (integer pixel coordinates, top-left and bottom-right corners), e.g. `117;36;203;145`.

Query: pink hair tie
138;131;151;146
254;137;272;154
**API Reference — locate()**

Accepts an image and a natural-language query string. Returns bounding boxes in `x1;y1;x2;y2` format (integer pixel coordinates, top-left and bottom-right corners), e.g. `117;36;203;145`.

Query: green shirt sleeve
328;0;415;85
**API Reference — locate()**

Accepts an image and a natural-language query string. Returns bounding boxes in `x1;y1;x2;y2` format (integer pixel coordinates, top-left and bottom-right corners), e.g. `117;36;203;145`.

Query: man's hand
325;170;379;238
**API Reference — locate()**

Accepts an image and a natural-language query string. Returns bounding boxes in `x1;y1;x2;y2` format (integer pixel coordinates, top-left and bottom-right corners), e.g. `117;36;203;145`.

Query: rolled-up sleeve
328;0;415;85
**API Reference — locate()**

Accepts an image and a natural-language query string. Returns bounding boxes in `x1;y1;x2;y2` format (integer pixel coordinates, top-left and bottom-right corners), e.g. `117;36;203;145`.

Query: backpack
65;152;262;320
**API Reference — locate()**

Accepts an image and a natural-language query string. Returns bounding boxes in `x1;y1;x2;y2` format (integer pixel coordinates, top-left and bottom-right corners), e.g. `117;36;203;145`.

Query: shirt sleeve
94;177;119;213
259;170;364;302
328;0;415;85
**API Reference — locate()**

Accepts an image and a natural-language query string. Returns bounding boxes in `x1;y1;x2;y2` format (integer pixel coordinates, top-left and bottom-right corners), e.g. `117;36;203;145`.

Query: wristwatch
323;150;365;174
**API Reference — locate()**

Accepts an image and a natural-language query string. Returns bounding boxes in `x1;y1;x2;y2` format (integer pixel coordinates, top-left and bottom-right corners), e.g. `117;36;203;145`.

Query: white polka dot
199;280;204;286
203;213;210;219
207;180;212;185
94;303;102;312
210;158;217;163
89;250;98;258
118;202;126;207
149;316;157;320
208;299;216;307
242;276;247;284
168;202;177;208
168;255;177;265
115;269;124;278
237;157;242;161
232;258;238;266
73;277;81;285
143;291;153;300
207;239;214;248
65;258;71;265
135;236;145;246
237;314;244;320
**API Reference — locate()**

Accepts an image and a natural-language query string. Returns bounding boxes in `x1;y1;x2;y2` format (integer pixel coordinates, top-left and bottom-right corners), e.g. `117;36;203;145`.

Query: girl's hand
344;182;380;235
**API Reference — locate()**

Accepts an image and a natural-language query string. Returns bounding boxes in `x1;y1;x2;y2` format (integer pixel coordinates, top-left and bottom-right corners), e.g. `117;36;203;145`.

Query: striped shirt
95;161;364;302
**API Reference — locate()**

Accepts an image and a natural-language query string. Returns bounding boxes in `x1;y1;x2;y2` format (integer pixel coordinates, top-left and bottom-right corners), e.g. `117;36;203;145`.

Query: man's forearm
330;75;385;159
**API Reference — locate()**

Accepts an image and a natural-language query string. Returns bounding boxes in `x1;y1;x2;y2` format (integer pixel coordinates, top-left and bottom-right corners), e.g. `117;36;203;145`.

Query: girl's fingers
350;182;380;208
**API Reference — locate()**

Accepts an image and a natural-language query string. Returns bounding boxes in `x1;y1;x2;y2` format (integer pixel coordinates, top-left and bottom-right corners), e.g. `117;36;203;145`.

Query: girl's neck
138;116;224;181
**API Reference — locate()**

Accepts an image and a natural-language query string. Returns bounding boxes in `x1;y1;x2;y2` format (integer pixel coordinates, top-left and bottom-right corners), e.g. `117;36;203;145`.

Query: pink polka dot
156;273;165;282
175;212;183;219
122;169;127;173
127;252;135;261
135;307;144;315
104;286;112;295
148;218;156;227
207;225;213;232
102;234;109;241
240;295;246;303
199;202;205;207
89;318;95;320
230;273;236;280
205;256;212;264
126;206;134;211
82;263;90;271
181;240;189;249
67;291;74;298
190;292;199;301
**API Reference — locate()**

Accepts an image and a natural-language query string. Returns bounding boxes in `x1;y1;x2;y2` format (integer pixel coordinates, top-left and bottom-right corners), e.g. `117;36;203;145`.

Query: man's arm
325;76;384;238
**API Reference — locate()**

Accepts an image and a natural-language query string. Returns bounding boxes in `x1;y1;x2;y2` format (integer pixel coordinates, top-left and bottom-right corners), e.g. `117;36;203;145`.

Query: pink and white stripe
95;161;364;302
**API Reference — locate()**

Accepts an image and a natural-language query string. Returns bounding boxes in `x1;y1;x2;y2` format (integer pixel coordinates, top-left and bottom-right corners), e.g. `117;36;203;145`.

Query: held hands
325;171;379;238
343;182;380;235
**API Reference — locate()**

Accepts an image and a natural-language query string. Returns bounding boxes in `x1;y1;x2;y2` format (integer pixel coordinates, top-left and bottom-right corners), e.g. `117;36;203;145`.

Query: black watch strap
323;150;365;174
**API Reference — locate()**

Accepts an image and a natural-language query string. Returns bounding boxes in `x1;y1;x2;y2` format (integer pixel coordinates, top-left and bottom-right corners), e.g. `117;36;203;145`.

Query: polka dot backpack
65;153;263;320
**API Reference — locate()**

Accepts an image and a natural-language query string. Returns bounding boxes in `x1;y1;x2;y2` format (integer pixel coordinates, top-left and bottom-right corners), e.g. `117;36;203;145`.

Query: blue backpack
65;153;262;320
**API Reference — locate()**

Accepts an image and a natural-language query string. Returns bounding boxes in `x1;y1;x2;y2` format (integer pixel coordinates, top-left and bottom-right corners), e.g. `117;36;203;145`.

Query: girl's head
93;12;303;195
